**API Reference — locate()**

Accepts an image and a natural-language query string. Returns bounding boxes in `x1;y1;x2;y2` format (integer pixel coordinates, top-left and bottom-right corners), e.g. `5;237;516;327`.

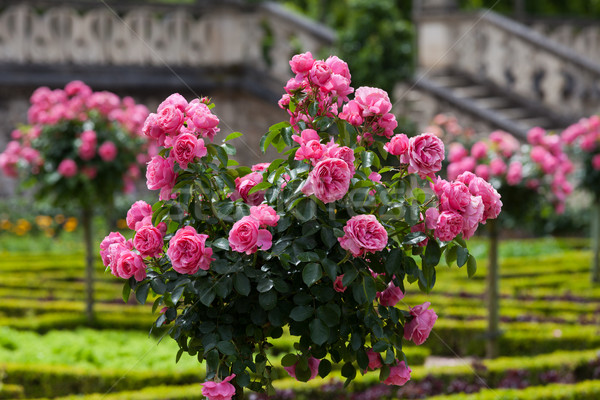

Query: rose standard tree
431;115;573;357
101;53;501;399
0;80;151;322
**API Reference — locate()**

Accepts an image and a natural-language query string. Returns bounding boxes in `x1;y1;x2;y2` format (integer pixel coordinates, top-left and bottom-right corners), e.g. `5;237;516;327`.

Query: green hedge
28;384;203;400
427;380;600;400
0;313;158;333
2;363;203;398
0;384;24;399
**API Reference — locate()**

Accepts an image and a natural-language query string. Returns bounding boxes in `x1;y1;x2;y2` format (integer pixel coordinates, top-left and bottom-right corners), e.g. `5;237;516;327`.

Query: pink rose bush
431;114;573;219
0;80;151;207
101;55;499;396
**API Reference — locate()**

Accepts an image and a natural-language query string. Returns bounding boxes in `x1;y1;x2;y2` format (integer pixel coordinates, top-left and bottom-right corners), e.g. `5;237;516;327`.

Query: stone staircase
397;6;600;139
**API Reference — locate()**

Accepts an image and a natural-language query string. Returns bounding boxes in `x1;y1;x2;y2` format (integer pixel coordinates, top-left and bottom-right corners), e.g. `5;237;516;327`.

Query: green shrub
0;384;24;399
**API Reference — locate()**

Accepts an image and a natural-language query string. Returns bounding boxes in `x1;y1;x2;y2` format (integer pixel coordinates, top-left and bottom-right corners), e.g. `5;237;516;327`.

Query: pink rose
229;216;272;255
98;141;117;162
167;226;214;274
327;144;355;176
289;51;315;75
309;60;332;86
434;211;463;242
506;161;523;185
448;143;468;163
134;225;164;258
249;204;279;227
284;357;320;381
100;232;130;267
338;215;388;257
187;101;220;140
405;133;445;178
403;302;438;345
301;158;351;204
296;139;326;162
489;158;507;176
383;360;412;386
366;349;383;370
333;275;347;293
377;281;404;307
115;250;147;281
465;175;502;222
593;154;600;171
127;200;153;230
158;93;188;113
157;104;184;135
339;100;363;126
146;155;177;201
230;172;264;206
201;374;236;400
251;163;270;172
474;164;490;181
172;133;207;169
78;130;97;160
354;87;392;116
470;141;488;160
142;113;166;145
425;207;439;230
384;134;410;156
527;126;546;145
462;195;484;239
439;181;471;213
57;159;78;177
292;129;320;146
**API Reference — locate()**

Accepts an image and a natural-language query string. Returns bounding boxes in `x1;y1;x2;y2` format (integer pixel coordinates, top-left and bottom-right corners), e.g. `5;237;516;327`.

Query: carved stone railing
530;19;600;65
0;1;335;84
415;10;600;119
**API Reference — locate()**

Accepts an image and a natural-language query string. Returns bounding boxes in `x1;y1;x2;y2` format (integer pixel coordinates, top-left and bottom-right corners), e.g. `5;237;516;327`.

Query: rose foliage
101;53;501;397
430;115;573;217
0;80;151;207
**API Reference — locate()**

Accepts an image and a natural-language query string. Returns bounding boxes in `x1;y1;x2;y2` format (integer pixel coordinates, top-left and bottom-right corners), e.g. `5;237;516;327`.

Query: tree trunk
82;207;95;324
592;199;600;283
486;219;499;358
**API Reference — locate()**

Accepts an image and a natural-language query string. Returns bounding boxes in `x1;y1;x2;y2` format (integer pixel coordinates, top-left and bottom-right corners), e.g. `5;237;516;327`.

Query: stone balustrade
416;10;600;120
0;1;335;83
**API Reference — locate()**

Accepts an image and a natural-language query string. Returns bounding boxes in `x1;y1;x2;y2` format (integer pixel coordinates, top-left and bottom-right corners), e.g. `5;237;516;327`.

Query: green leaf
135;282;150;305
316;304;340;327
150;278;166;295
298;252;320;262
423;239;441;268
404;203;421;226
257;277;274;293
412;188;426;204
362;151;375;168
457;246;469;267
356;349;369;371
122;281;131;303
318;359;332;378
445;245;458;266
212;238;230;251
259;290;278;310
233;273;251;296
248;181;272;195
385;248;403;275
467;255;477;278
281;354;298;367
289;305;313;322
341;362;356;380
321;258;338;280
309;319;330;346
217;341;237;356
302;263;322;287
199;285;216;307
341;265;359;287
362;274;377;303
224;131;243;142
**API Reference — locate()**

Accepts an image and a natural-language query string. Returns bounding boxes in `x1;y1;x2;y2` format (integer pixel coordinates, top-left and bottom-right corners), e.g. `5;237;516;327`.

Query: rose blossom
309;60;333;86
284;357;320;381
134;225;164;258
506;161;523;185
489;158;507;176
434;211;463;242
326;143;356;175
201;374;236;400
249;204;279;227
593;154;600;171
462;195;484;239
100;232;130;267
78;130;97;160
296;139;325;162
366;349;383;370
404;133;445;178
114;250;147;281
470;141;488;160
146;155;177;201
338;215;388;257
383;360;412;386
462;173;502;222
384;134;409;156
229;216;272;254
301;158;351;204
172;133;207;169
251;162;270;172
126;200;153;230
333;275;347;293
448;143;468;163
167;226;214;274
156;104;184;135
98;141;118;162
57;159;78;177
289;51;315;75
403;301;438;345
354;86;392;116
377;281;404;307
439;181;471;213
230;172;264;206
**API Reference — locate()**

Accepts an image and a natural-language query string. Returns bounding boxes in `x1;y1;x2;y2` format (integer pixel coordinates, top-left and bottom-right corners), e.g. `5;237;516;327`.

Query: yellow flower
35;215;53;228
64;217;78;232
1;220;11;230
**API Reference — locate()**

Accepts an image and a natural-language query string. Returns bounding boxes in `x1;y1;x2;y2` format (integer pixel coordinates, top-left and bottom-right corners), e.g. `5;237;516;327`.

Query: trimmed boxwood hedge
0;384;24;399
